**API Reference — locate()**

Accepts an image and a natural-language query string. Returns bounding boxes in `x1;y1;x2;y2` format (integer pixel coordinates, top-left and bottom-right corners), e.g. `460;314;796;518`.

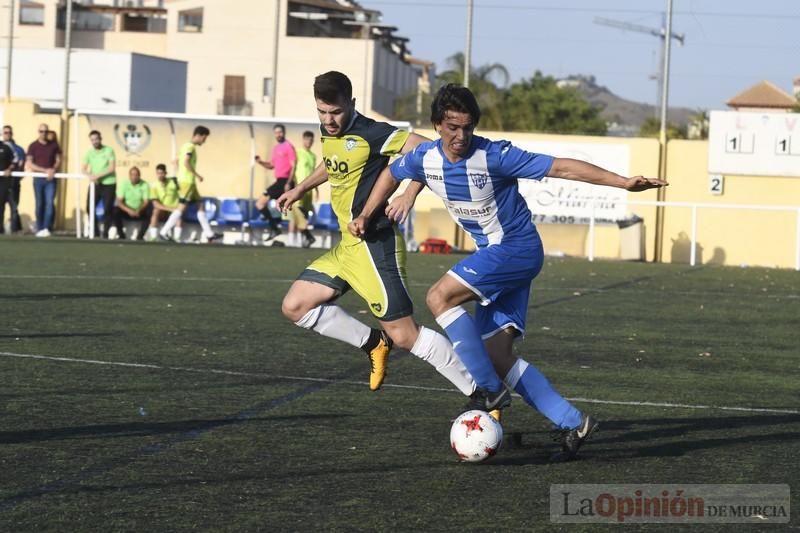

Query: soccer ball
450;410;503;462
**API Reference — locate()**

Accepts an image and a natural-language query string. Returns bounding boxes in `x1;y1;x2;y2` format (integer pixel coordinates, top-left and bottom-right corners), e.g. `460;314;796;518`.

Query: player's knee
426;284;449;316
281;293;307;322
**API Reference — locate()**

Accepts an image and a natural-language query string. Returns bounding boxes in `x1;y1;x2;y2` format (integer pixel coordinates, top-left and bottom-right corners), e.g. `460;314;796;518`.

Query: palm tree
436;53;510;130
438;52;510;88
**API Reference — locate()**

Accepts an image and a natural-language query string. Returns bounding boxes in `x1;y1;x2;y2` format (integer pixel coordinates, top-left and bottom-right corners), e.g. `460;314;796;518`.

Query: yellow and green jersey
177;142;198;184
150;177;180;208
295;147;317;209
320;112;409;245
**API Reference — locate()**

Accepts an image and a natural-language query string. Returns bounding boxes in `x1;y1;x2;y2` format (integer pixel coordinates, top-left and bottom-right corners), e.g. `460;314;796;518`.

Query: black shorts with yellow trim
298;225;412;321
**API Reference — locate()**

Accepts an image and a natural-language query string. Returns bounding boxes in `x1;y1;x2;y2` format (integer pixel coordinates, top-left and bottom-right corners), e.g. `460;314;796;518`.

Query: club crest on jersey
469;172;488;190
345;138;357;151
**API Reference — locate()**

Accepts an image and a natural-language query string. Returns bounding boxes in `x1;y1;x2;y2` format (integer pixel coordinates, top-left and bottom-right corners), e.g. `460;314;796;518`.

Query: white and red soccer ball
450;410;503;462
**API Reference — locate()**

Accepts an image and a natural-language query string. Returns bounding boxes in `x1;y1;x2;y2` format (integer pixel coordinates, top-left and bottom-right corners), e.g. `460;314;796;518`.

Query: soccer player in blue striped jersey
350;83;667;460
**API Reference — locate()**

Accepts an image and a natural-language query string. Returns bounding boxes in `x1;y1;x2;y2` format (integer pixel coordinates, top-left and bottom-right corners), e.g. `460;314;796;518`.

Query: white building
0;0;427;119
0;47;187;112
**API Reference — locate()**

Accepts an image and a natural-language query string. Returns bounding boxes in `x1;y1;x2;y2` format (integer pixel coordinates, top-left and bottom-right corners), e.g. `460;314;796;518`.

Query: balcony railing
217;101;253;116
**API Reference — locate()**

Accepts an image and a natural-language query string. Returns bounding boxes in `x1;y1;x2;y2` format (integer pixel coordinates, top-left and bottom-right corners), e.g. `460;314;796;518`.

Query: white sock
197;210;214;237
294;305;371;348
161;209;182;235
147;227;158;239
411;327;476;396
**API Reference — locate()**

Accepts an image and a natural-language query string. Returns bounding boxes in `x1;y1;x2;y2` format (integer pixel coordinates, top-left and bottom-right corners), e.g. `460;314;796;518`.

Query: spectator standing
0;136;16;233
82;130;117;238
255;124;297;240
2;126;27;232
146;163;181;240
113;166;151;240
26;124;62;237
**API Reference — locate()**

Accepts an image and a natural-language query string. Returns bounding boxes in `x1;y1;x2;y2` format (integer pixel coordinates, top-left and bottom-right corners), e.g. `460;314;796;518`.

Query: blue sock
505;358;583;429
435;306;504;392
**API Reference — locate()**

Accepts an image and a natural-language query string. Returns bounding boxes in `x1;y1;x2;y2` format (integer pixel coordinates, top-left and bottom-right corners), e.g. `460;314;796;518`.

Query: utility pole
464;0;473;88
594;14;684;117
5;0;14;103
595;2;682;262
62;0;72;117
452;0;474;249
654;0;675;263
270;0;280;116
58;0;73;233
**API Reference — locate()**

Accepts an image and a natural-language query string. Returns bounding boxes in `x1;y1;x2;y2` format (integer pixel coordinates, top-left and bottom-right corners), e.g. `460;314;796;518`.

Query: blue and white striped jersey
390;136;554;248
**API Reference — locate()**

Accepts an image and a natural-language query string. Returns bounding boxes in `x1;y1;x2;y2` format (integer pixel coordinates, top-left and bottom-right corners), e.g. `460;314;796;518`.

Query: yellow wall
662;140;800;268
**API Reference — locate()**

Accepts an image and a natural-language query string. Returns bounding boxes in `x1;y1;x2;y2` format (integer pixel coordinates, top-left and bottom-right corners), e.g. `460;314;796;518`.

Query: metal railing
586;199;800;271
8;171;86;238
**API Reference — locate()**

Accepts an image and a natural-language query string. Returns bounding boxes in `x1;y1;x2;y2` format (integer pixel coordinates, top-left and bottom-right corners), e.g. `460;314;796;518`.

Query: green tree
437;52;509;130
500;71;607;135
639;117;688;139
687;109;709;140
395;53;609;136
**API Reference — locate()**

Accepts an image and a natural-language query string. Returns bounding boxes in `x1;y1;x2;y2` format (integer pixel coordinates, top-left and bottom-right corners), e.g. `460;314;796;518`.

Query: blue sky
373;0;799;111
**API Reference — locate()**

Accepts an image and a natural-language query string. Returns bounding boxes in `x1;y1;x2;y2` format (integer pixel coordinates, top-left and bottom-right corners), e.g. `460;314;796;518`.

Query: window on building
178;8;203;32
19;1;45;26
56;6;115;31
263;78;273;99
122;14;167;33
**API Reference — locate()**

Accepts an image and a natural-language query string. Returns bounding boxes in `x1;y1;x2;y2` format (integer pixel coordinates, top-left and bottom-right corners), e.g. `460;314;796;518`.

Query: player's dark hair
430;83;481;126
193;125;210;137
302;130;314;138
314;71;352;104
89;130;101;138
156;163;167;172
129;166;141;176
274;124;286;133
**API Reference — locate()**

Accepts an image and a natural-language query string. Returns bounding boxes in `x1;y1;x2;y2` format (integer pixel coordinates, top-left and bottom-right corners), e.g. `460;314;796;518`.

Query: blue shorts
447;241;544;339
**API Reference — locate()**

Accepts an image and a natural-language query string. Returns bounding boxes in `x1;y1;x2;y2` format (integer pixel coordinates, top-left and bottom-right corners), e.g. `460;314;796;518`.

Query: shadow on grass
0;293;209;300
0;332;113;339
589;414;800;459
0;414;352;444
490;414;800;463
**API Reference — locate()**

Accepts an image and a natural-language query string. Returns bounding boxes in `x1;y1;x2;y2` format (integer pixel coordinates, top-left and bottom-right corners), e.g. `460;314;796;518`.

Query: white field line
1;351;797;416
0;273;796;299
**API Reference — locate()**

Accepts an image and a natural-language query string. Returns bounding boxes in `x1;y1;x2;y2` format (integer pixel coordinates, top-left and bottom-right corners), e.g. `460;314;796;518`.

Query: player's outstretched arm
277;162;327;212
349;167;398;238
549;158;668;191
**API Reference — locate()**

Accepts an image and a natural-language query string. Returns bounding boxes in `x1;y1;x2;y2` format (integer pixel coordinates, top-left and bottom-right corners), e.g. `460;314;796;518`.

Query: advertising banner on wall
512;140;631;223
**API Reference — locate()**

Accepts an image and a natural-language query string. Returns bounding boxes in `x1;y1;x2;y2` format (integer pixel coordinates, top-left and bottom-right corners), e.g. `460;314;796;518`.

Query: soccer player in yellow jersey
277;71;477;401
146;163;181;240
158;125;220;242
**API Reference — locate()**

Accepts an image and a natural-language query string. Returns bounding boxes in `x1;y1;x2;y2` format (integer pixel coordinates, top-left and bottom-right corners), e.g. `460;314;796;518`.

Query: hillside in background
559;75;696;136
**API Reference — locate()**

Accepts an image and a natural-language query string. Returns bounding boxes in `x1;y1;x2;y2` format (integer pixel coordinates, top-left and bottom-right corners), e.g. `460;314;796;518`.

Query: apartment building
2;0;427;118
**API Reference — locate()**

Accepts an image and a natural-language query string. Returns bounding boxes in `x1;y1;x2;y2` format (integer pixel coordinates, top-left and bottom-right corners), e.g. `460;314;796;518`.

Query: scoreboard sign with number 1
708;110;800;177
